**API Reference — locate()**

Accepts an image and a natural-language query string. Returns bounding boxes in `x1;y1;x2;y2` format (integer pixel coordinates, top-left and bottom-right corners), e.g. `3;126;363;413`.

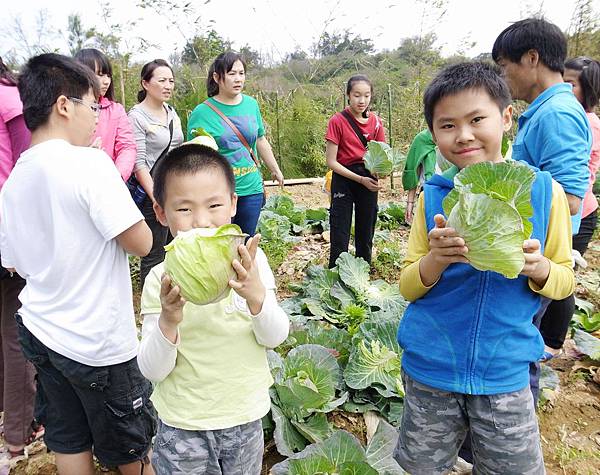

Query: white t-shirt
0;139;143;366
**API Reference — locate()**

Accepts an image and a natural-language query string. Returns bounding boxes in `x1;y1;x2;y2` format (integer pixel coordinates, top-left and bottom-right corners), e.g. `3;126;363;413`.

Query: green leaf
291;412;333;443
365;420;405;474
447;192;525;278
271;403;310;456
337;253;371;295
573;328;600;361
364;141;393;177
366;280;407;317
538;364;560;408
344;321;404;398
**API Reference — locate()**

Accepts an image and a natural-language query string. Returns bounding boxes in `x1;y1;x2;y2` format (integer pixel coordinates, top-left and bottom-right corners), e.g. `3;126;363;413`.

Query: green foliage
572;297;600;332
372;239;404;282
573;328;600;361
181;30;232;66
377;203;406;230
315;30;375;58
271;422;404;475
268;344;349;456
443;161;536;278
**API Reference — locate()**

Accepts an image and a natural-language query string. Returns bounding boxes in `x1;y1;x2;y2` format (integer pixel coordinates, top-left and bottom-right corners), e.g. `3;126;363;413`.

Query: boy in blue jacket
395;62;574;474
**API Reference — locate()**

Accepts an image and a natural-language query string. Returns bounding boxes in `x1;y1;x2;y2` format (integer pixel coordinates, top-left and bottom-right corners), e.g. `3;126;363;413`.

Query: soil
5;178;600;474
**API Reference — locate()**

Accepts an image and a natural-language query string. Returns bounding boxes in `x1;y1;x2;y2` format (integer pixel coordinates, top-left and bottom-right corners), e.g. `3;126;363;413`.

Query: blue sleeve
524;110;590;198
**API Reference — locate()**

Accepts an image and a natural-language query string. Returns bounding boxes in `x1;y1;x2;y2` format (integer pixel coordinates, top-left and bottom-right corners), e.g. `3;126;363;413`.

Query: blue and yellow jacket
398;167;574;395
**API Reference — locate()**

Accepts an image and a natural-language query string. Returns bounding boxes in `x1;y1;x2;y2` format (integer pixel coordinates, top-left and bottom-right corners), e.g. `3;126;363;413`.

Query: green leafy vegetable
268;345;348;456
442;161;536;278
573;328;600;361
271;421;404;475
164;225;246;305
344;321;404;399
364;141;406;178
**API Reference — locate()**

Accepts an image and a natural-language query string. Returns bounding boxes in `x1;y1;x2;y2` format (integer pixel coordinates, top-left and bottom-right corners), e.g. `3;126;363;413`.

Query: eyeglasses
67;97;100;114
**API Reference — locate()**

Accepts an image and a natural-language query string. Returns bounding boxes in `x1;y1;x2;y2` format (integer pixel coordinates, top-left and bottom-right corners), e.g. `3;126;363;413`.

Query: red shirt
325;108;386;166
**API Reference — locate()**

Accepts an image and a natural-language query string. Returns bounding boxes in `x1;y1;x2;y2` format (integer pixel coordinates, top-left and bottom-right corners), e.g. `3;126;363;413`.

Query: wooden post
275;91;283;175
387;83;394;189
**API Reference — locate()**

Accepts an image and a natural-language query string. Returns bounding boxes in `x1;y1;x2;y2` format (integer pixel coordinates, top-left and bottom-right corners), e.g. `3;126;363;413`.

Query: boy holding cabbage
137;143;289;474
394;62;574;474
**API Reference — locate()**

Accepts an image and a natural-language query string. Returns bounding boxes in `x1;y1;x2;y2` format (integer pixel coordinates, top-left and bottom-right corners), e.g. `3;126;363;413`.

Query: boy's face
154;168;238;237
57;88;98;146
431;88;512;170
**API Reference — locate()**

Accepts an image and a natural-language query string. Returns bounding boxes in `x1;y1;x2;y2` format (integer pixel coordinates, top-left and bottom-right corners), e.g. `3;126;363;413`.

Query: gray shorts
395;371;544;475
152;418;263;475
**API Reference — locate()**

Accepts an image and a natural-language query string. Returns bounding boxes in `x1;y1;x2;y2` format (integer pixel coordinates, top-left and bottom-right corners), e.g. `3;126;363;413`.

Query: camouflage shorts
395;371;544;475
152;418;263;475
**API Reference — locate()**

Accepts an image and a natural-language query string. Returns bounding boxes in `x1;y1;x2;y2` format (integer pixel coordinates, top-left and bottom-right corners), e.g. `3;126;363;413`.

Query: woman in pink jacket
74;48;136;180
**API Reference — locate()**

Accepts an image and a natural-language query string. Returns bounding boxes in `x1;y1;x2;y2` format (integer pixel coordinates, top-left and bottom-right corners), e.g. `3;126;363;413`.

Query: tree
567;0;599;57
67;14;87;55
315;30;374;58
181;30;232;66
394;33;441;66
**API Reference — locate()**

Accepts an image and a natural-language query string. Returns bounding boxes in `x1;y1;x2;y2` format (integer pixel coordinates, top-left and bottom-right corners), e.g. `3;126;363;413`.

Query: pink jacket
93;97;136;181
583;112;600;218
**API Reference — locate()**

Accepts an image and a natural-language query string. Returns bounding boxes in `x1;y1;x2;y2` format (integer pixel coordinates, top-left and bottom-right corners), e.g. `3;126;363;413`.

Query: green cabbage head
442;161;535;279
164;224;247;305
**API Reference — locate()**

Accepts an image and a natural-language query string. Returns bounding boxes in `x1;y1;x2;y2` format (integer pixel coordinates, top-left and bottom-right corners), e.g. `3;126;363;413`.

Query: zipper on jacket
468;271;488;393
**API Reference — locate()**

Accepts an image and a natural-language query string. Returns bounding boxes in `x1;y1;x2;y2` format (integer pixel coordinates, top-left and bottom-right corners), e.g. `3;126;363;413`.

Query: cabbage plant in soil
271;419;405;475
268;344;349;456
442;161;536;279
164;224;246;305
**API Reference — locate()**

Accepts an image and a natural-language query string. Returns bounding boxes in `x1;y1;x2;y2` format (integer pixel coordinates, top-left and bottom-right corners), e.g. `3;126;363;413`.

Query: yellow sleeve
529;179;575;299
399;193;437;301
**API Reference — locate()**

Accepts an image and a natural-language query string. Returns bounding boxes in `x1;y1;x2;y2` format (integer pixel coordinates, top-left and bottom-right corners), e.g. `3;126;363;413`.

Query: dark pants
140;196;170;288
329;164;378;268
0;274;35;446
539;209;597;350
233;192;265;236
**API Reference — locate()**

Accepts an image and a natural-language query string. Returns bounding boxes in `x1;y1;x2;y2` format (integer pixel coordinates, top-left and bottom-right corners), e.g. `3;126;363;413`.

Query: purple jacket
93;97;136;181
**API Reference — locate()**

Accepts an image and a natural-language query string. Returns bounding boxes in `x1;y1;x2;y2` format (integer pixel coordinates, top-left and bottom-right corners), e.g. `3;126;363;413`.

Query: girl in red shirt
325;75;386;268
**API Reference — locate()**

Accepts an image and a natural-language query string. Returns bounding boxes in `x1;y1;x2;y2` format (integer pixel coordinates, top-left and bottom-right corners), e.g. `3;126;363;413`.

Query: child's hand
360;176;381;192
159;273;185;343
427;214;469;265
520;239;550;286
229;234;266;316
419;214;468;287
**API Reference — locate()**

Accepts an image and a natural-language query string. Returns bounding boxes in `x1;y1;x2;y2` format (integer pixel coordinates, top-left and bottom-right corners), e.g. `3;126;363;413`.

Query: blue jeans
233;193;265;236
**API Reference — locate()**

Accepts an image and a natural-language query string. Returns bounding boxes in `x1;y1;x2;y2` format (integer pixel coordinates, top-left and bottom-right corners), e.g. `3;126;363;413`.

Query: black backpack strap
341;110;368;149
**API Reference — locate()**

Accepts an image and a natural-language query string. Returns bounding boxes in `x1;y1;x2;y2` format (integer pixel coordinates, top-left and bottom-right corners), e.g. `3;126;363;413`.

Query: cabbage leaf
164;224;246;305
442;161;535;279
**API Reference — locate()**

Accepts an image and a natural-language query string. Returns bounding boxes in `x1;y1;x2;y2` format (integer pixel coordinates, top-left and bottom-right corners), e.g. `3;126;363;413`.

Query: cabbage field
5;179;600;475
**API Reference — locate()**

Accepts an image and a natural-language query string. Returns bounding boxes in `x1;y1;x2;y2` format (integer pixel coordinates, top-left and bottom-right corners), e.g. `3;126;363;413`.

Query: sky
1;0;597;63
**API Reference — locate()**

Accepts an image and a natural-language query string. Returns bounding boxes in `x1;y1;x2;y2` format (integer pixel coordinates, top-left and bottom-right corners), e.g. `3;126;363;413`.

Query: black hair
17;53;99;132
0;57;17;86
74;48;115;101
564;56;600;112
138;59;173;103
153;144;236;207
492;18;567;73
423;61;512;130
346;74;373;118
207;51;246;97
